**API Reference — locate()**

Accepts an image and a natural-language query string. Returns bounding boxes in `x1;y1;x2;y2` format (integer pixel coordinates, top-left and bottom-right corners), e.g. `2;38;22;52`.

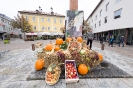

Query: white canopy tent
26;32;37;35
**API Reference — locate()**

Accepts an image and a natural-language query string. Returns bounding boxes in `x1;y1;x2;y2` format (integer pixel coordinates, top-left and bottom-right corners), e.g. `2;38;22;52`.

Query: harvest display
35;37;103;85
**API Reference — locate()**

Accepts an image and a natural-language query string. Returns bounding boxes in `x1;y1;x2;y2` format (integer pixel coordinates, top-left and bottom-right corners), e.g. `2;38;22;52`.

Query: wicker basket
45;62;61;85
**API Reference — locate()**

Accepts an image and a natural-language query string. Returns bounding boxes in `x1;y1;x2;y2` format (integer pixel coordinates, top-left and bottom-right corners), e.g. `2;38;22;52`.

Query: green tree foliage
11;14;33;39
82;20;91;34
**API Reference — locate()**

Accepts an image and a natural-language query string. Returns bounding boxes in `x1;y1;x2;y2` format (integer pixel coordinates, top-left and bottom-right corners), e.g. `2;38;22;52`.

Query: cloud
0;0;100;20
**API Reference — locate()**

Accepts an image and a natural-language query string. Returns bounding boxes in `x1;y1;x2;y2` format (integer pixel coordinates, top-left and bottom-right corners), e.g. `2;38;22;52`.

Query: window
95;24;96;28
105;16;107;23
95;15;97;20
32;17;35;22
106;3;109;11
60;27;62;30
99;20;101;26
100;10;102;16
26;16;28;21
42;26;44;30
114;9;122;19
42;18;44;22
1;18;4;22
48;18;50;23
60;19;62;23
48;27;50;30
54;27;56;30
116;0;121;3
54;19;56;23
92;19;93;23
33;26;36;30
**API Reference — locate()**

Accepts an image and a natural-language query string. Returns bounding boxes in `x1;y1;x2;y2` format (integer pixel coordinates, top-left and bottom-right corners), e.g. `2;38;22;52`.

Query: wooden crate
65;60;79;83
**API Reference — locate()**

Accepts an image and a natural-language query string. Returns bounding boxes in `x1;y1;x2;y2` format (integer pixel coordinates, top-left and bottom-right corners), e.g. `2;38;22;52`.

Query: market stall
26;32;38;41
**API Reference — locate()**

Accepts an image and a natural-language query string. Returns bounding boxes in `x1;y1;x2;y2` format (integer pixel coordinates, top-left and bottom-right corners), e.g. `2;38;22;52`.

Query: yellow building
18;9;65;36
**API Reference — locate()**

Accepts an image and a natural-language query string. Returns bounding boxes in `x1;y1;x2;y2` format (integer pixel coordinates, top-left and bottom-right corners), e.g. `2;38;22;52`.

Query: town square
0;0;133;88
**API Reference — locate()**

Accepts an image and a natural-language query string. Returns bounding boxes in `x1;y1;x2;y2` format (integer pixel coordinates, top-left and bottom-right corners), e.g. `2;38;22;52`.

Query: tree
11;14;33;39
82;20;91;35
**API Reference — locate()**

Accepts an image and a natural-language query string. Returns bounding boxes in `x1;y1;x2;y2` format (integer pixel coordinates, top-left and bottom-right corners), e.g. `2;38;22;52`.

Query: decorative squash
77;37;82;43
66;37;72;42
78;64;88;75
56;38;63;45
45;44;53;51
98;53;103;62
39;59;45;67
35;59;44;70
54;46;60;51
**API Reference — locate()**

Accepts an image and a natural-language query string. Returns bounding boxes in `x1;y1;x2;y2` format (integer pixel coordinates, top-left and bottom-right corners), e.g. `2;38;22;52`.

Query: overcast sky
0;0;100;20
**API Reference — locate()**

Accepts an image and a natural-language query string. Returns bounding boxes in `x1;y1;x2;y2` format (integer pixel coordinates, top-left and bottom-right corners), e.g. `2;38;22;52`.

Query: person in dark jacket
119;35;124;47
99;35;103;44
87;29;94;49
62;33;66;41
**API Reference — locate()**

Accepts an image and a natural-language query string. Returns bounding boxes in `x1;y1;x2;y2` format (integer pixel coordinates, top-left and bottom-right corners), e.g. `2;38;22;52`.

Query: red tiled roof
18;10;65;17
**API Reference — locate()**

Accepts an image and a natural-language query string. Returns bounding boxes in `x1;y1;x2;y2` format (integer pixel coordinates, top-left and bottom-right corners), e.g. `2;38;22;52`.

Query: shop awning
26;32;37;35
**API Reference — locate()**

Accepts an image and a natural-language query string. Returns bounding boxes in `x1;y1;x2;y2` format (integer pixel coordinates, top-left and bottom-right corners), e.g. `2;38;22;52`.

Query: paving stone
105;78;130;88
66;79;88;88
86;78;111;88
0;81;9;88
4;81;28;88
0;75;15;82
24;80;42;88
9;75;28;82
120;78;133;88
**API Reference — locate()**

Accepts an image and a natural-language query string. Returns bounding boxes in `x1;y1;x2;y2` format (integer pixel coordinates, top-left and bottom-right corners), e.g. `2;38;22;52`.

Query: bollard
32;44;35;51
101;43;104;50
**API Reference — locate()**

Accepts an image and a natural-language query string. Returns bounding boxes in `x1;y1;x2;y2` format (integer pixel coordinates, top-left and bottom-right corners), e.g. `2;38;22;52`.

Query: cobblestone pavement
92;40;133;58
0;39;133;88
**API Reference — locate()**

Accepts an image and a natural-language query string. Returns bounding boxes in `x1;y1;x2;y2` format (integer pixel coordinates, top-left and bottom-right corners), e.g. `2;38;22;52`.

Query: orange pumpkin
56;38;63;45
45;44;53;51
66;37;72;42
98;53;103;62
78;64;88;75
77;37;82;43
35;59;44;70
54;46;60;51
39;59;45;67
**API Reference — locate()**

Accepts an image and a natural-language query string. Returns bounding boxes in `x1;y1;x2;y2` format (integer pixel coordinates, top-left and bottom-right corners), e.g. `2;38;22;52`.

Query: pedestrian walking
118;35;124;47
87;29;94;50
62;33;66;41
99;35;103;44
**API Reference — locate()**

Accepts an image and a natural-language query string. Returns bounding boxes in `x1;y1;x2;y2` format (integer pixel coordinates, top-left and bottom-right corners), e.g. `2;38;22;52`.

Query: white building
86;0;133;45
0;13;21;39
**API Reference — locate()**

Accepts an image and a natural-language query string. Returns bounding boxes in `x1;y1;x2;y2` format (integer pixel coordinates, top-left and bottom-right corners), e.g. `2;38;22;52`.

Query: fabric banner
65;10;84;37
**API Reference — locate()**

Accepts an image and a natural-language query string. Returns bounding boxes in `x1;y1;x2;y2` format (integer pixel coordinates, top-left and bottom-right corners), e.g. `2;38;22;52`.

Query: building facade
0;13;19;39
86;0;133;45
18;8;65;36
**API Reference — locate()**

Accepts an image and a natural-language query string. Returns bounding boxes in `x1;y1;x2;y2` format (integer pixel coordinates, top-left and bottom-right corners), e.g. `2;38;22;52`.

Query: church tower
70;0;78;10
